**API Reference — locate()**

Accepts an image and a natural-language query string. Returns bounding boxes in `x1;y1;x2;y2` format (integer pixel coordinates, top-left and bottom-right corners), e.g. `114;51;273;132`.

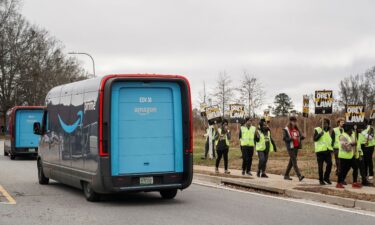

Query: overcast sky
22;0;375;111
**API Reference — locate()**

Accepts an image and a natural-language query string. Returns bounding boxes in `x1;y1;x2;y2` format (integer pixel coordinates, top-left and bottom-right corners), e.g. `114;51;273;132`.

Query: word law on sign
345;105;365;124
315;92;333;107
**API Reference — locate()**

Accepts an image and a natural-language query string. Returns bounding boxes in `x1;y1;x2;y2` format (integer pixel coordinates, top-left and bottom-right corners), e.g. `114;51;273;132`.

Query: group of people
202;116;375;189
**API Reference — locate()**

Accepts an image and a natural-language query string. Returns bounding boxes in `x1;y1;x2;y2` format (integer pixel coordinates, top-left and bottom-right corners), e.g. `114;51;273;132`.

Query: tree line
0;0;86;124
198;66;375;118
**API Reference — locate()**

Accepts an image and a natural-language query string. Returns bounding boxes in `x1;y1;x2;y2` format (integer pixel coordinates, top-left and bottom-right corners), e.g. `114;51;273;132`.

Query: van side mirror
33;122;42;135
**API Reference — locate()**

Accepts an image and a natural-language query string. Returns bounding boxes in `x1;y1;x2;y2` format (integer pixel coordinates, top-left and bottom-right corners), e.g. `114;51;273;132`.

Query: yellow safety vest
240;126;256;147
256;130;274;152
314;127;333;152
338;132;354;159
359;126;375;147
333;127;343;149
215;128;229;147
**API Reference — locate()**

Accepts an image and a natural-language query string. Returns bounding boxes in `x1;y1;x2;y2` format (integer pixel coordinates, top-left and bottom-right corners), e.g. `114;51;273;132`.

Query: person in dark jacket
215;120;231;174
283;116;305;181
255;118;277;178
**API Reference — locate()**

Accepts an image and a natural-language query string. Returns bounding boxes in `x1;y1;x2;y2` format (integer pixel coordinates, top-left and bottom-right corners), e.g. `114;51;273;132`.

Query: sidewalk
194;165;375;211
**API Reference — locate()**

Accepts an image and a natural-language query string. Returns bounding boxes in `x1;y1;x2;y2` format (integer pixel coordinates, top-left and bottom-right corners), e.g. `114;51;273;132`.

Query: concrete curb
194;172;375;212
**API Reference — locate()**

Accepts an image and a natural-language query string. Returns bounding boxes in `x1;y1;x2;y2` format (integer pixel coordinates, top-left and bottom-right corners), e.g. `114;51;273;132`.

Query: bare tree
339;71;373;107
237;70;264;117
213;71;234;116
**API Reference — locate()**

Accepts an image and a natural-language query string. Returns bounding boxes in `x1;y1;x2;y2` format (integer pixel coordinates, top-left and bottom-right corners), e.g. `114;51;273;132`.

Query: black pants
258;150;269;174
216;148;229;170
363;146;374;177
285;148;301;177
356;157;367;184
241;146;254;173
316;151;332;181
338;157;358;184
204;139;215;158
333;148;340;175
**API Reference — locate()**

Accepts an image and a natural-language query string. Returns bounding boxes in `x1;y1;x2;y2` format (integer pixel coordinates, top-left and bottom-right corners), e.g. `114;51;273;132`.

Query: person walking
331;118;345;176
360;120;375;180
255;118;277;178
215;120;231;174
336;124;362;189
314;118;333;185
202;124;217;159
283;116;305;181
239;117;256;176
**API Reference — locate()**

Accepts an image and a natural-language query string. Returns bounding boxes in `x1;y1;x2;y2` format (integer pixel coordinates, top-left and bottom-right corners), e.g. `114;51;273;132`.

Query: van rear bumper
10;147;38;156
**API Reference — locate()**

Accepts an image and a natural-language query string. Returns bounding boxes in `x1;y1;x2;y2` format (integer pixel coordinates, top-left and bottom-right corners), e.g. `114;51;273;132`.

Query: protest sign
303;95;309;118
206;105;223;125
345;104;366;129
314;90;333;114
229;104;245;123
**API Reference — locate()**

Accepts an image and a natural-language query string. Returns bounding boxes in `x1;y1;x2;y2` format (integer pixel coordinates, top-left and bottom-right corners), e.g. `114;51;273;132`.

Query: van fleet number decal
135;97;156;115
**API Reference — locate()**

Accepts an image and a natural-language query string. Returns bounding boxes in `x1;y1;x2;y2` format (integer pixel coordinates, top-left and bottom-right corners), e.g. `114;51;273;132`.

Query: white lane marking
193;180;375;218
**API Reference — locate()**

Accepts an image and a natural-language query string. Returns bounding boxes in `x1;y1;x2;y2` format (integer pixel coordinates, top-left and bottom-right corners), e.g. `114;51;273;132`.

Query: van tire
82;182;100;202
37;160;49;185
10;155;15;160
4;150;8;156
160;189;178;199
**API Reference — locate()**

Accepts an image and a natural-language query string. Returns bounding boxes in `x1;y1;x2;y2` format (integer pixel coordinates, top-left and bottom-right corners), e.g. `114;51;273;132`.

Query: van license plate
140;177;153;185
29;148;35;153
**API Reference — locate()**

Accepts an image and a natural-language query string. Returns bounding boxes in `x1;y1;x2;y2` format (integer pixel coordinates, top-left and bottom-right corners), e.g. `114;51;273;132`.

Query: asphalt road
1;149;375;225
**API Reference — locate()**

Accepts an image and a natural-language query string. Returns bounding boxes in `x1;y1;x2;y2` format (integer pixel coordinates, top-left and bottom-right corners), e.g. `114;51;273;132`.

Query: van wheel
37;160;49;185
160;189;178;199
10;155;15;160
82;182;100;202
4;150;8;156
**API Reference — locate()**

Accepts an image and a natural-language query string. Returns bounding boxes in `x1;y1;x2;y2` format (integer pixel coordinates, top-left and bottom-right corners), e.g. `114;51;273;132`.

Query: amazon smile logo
58;111;83;133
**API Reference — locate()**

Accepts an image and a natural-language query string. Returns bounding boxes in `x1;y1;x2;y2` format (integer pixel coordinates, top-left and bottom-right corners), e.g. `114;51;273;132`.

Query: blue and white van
4;106;45;160
33;74;193;201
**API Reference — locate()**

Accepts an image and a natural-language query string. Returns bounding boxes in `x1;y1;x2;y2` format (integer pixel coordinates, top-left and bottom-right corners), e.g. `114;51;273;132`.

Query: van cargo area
110;82;183;175
15;109;44;148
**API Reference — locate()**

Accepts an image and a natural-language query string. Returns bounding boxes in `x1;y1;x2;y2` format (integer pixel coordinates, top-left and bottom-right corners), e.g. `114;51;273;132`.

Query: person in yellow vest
239;117;256;176
283;116;305;181
330;117;345;176
255;118;277;178
336;124;362;189
314;118;333;185
360;120;375;180
357;121;373;186
215;120;231;174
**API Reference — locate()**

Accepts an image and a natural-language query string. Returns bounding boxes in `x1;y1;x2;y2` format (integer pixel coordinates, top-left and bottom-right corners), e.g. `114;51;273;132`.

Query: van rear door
15;109;44;148
110;82;183;175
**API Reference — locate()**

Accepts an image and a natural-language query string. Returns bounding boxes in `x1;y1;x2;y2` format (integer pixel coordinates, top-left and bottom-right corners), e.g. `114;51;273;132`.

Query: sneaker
242;171;245;176
299;176;305;182
319;180;326;185
336;183;345;189
352;183;362;189
224;170;231;174
246;172;252;176
215;168;219;174
324;179;332;185
261;173;269;178
257;171;261;177
284;176;293;181
362;181;373;186
369;176;374;180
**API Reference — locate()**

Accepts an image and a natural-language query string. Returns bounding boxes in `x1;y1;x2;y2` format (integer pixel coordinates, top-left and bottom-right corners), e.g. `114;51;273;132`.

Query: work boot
257;171;261;177
362;180;373;186
352;183;362;189
298;176;305;182
261;173;269;178
324;179;332;185
284;176;293;181
336;183;345;189
319;180;326;185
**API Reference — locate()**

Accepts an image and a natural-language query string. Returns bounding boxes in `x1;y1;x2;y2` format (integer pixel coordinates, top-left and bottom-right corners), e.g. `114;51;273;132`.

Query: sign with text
206;105;223;125
314;90;333;114
345;105;365;127
229;104;245;123
200;103;208;117
303;95;309;118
